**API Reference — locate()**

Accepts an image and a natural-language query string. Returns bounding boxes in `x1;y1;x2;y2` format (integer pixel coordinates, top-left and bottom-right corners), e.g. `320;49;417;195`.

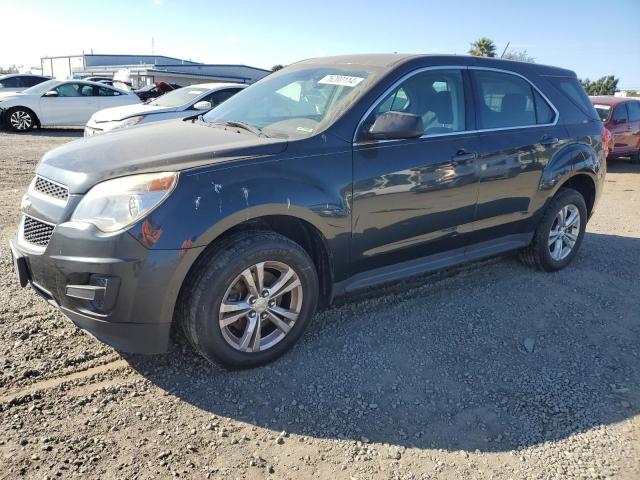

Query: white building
41;54;270;88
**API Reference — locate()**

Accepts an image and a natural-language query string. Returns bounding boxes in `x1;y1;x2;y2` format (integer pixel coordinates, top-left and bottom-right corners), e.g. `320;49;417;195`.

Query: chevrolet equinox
10;54;606;368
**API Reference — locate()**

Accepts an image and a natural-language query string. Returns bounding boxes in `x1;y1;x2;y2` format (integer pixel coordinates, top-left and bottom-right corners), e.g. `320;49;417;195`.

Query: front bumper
10;216;203;354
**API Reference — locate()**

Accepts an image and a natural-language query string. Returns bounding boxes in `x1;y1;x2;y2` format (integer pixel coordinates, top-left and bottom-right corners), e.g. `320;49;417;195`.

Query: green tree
502;50;535;63
271;64;284;72
468;37;496;57
580;76;619;96
0;64;19;74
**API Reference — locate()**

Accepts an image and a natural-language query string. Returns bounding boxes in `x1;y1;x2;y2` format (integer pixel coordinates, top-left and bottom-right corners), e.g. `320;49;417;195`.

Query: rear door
624;101;640;152
39;82;97;125
468;69;564;242
351;67;479;273
610;103;633;153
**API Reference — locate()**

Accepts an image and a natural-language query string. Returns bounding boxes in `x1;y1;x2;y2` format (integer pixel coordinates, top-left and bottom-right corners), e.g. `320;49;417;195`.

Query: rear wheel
178;231;319;369
519;188;587;272
6;107;36;132
630;149;640;164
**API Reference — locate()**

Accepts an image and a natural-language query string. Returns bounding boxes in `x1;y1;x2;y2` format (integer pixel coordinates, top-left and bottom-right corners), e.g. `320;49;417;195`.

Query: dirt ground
0;129;638;479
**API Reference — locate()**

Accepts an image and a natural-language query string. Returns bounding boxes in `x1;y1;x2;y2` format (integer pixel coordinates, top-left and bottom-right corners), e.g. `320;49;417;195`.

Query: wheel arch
4;105;41;128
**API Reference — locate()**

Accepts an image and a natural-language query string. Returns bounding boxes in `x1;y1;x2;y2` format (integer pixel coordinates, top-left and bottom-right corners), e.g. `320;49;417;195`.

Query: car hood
0;91;24;101
92;103;177;122
37;119;289;194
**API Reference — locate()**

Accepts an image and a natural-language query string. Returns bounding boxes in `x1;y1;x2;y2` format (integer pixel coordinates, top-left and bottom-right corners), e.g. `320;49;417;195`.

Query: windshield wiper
223;120;268;137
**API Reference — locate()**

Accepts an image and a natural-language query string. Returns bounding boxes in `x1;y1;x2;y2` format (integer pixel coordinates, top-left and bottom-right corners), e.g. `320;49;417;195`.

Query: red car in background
590;96;640;163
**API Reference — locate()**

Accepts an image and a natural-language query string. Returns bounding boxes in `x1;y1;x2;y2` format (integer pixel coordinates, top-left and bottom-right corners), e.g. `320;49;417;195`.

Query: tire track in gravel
0;358;130;404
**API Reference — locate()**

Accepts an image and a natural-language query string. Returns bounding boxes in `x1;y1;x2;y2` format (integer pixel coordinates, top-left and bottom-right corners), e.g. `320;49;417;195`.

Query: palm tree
469;37;497;58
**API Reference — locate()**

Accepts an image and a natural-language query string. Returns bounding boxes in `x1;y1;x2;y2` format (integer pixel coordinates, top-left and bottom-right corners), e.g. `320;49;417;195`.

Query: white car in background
84;82;246;136
0;79;140;132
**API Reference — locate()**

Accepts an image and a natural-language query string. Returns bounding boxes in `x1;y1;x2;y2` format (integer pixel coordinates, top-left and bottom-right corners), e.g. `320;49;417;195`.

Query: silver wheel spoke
241;267;259;297
255;262;265;292
565;231;578;242
267;311;292;333
270;305;299;321
220;300;251;312
220;309;251;327
548;232;560;246
553;238;563;259
565;211;579;228
272;278;301;299
268;268;295;296
238;316;259;351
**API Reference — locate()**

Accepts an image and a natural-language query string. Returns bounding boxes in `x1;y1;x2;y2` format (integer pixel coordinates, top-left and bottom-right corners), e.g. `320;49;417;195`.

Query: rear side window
547;77;599;121
627;101;640;122
98;86;120;96
0;76;19;88
593;104;612;122
472;70;554;129
21;76;45;88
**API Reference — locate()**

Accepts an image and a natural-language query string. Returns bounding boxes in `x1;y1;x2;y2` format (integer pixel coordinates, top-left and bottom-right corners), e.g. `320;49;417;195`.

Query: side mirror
193;100;212;111
365;112;423;140
43;90;58;97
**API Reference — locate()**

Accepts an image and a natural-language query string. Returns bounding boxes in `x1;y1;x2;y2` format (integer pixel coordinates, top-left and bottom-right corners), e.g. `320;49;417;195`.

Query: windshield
593;104;612;122
203;67;380;138
148;87;208;107
22;79;61;96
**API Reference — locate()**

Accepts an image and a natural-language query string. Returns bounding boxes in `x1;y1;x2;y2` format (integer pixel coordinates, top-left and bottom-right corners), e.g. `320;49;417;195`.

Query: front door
351;68;479;274
39;82;97;126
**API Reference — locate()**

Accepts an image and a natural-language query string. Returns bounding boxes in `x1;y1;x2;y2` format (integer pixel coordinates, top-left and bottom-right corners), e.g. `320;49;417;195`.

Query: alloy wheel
548;204;580;261
9;110;33;131
218;261;303;352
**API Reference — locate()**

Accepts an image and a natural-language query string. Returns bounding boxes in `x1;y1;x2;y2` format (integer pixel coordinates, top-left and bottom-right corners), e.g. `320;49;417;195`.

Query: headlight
113;115;145;130
71;172;178;232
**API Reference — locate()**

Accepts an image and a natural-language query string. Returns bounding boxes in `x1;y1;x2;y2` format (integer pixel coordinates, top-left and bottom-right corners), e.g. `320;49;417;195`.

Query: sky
1;0;639;89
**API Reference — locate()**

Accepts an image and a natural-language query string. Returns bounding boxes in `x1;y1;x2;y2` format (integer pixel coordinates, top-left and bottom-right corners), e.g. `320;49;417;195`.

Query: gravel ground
0;129;638;479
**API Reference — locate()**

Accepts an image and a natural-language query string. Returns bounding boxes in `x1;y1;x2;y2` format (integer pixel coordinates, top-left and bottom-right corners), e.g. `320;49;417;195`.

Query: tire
5;107;37;132
178;231;319;369
630;149;640;164
519;188;587;272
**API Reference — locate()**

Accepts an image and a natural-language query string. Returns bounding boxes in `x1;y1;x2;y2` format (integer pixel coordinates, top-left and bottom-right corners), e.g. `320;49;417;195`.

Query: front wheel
519;188;587;272
178;231;319;369
6;107;36;132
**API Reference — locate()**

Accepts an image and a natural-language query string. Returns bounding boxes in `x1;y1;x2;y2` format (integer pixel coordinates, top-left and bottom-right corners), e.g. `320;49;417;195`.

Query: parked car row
0;79;245;133
10;54;608;369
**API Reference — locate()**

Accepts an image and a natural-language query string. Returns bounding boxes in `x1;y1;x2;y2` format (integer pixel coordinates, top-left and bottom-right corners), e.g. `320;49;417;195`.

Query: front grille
34;176;69;202
22;216;55;247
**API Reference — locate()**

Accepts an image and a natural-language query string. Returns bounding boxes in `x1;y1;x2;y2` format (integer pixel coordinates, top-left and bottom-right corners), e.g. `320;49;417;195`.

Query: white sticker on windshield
318;75;364;87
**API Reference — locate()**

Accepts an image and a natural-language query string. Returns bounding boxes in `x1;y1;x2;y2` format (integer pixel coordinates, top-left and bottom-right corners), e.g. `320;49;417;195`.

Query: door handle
540;135;559;146
451;150;478;162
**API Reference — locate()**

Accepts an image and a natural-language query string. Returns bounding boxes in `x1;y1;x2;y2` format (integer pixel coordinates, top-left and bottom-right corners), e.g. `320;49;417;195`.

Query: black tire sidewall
187;235;318;368
6;107;35;132
535;189;587;271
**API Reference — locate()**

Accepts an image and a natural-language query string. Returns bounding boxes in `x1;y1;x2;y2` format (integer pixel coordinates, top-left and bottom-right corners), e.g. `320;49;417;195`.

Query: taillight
601;126;612;158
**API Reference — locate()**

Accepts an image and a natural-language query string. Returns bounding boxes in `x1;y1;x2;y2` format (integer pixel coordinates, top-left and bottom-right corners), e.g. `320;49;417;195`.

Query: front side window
473;70;555;129
626;101;640;122
204;88;242;107
612;103;628;124
55;83;84;97
363;69;466;136
203;66;381;138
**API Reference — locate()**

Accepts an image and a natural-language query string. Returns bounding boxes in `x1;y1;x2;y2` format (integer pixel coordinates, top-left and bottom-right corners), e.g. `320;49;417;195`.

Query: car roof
178;82;247;90
294;53;575;76
590;96;638;106
0;73;49;79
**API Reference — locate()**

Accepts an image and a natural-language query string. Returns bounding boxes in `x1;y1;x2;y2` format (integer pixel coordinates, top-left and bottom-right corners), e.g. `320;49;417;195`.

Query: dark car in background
10;54;606;369
134;82;182;101
0;74;50;93
591;96;640;163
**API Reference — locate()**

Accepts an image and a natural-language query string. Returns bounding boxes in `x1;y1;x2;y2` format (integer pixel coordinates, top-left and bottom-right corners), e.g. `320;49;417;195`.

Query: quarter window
472;70;554;129
365;69;466;136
